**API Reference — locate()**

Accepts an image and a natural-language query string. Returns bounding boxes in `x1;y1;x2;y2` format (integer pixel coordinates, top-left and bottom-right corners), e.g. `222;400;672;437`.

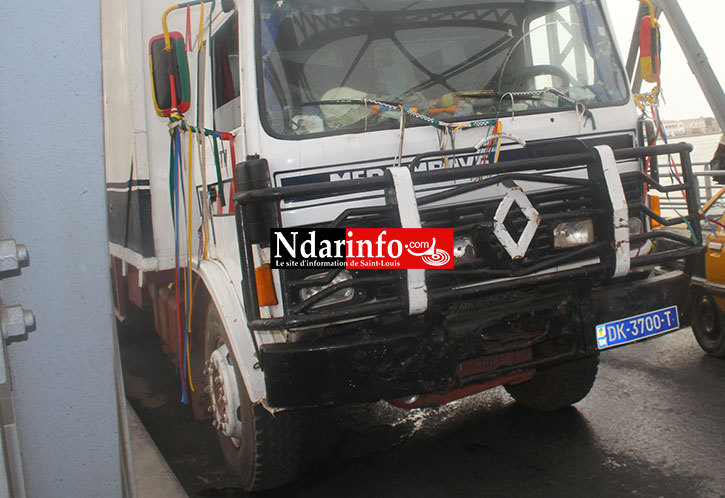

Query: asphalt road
121;326;725;498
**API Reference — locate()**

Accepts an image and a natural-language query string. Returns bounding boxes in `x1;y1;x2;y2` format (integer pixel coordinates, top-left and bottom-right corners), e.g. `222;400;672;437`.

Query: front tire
691;289;725;357
203;304;301;491
504;355;599;411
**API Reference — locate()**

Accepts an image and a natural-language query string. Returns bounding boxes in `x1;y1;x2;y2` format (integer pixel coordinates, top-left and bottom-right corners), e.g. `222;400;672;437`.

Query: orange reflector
255;264;278;307
649;193;661;227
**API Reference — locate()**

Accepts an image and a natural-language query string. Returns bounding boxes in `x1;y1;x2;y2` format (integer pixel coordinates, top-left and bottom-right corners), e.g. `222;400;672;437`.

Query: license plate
595;305;680;350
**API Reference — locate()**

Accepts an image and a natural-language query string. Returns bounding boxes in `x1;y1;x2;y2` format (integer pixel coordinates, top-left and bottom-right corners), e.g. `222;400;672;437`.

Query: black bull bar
232;143;704;337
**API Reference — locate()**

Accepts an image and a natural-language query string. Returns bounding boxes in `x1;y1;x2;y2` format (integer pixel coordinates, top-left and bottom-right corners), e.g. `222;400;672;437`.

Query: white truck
102;0;703;490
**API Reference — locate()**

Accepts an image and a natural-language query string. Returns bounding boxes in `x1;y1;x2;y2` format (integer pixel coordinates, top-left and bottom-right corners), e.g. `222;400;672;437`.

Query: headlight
554;219;594;248
299;270;355;308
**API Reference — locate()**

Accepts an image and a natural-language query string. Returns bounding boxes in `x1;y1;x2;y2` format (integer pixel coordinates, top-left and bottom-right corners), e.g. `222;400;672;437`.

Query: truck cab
103;0;704;491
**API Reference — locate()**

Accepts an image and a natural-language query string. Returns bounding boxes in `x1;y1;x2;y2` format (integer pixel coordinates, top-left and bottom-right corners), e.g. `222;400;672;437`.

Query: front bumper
235;143;703;332
261;269;691;409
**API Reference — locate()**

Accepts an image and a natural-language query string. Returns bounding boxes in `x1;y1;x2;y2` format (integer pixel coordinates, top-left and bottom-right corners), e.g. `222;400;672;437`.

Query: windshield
257;0;628;138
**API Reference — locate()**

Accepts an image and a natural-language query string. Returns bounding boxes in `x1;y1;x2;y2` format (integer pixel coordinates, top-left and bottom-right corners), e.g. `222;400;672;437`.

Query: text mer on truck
104;0;704;491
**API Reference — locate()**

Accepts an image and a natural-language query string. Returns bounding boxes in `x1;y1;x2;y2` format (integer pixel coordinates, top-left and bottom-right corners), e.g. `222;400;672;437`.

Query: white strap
387;167;427;315
594;145;630;278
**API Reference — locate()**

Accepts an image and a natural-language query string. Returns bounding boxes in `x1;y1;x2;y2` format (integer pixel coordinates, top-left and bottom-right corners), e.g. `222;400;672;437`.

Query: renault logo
493;186;541;259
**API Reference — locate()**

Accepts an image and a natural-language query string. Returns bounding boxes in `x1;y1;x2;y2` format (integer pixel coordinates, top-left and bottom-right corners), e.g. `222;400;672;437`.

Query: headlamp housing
553;219;594;249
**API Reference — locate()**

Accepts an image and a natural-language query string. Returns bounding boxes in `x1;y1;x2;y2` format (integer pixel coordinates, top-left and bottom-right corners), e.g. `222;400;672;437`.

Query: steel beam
656;0;725;129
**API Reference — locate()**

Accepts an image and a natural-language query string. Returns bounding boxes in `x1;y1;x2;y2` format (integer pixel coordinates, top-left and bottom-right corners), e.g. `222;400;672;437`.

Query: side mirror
639;15;661;84
149;32;191;117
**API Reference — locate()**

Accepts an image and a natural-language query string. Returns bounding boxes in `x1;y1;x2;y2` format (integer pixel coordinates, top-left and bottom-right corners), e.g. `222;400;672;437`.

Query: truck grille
284;173;643;310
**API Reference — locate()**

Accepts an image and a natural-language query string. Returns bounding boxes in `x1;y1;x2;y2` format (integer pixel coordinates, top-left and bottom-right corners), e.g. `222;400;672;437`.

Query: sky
606;0;725;121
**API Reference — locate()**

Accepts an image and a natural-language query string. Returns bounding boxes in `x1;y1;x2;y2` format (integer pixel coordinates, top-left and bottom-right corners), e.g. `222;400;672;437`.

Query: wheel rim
205;341;243;446
696;296;721;345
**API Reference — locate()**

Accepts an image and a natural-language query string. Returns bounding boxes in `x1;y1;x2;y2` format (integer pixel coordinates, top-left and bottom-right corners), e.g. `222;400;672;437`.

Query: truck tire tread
204;304;301;491
691;290;725;358
504;355;599;411
247;404;301;491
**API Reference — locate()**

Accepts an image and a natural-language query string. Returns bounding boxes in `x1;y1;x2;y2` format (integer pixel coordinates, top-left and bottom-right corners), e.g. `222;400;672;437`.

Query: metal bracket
386;167;427;316
0;240;31;497
594;145;631;278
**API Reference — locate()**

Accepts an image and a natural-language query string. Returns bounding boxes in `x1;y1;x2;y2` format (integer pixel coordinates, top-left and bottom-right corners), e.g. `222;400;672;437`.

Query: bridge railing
653;162;725;215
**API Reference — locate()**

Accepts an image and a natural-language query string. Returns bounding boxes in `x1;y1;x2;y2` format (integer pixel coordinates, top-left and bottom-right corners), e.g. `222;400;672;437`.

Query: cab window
212;13;241;131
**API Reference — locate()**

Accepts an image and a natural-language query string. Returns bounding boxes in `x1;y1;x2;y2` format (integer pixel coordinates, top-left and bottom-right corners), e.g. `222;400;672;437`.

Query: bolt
204;386;211;394
0;240;29;273
1;305;35;339
214;376;223;385
207;406;214;413
24;310;34;329
16;245;29;267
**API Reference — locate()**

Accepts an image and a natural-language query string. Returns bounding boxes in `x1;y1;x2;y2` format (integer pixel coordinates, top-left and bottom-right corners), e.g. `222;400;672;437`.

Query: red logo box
345;228;454;269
